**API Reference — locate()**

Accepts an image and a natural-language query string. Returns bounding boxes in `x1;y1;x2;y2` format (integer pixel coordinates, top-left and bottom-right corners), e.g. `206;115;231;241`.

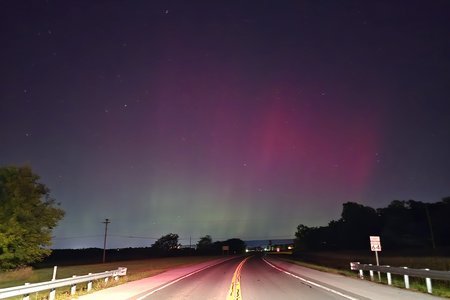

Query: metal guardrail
350;262;450;294
0;267;127;300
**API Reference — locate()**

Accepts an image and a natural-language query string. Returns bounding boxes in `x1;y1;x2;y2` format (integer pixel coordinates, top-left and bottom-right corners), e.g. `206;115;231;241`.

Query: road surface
79;254;443;300
137;255;348;299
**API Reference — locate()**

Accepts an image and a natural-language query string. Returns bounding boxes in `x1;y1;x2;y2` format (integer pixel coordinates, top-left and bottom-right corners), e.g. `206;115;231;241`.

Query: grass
0;256;221;299
290;250;450;270
270;253;358;277
276;251;450;298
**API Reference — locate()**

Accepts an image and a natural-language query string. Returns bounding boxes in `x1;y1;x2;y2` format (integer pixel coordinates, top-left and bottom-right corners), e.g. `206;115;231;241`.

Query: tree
294;224;311;251
378;199;448;248
196;235;213;253
293;198;450;253
223;238;246;254
294;224;333;251
340;202;381;249
0;166;65;270
151;233;180;254
429;197;450;247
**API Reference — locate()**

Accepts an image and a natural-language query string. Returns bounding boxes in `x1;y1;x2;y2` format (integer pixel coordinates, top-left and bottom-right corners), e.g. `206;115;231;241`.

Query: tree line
294;198;450;252
38;234;246;267
148;233;246;256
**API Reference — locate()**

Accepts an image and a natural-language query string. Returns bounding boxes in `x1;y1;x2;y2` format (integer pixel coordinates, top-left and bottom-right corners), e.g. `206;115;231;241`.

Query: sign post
222;245;229;255
369;236;382;282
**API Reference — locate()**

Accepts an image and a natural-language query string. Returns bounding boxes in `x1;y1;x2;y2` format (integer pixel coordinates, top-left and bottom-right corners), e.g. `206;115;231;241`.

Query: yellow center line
227;257;250;300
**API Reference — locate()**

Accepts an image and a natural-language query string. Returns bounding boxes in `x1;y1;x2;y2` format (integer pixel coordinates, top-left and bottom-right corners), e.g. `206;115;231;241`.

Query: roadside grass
0;256;221;300
288;250;450;270
383;274;450;297
0;267;34;288
273;252;450;298
270;253;358;278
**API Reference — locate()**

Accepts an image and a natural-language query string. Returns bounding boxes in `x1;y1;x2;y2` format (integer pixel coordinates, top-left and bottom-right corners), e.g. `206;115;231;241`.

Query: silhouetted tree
151;233;180;255
294;223;338;252
378;199;450;249
294;198;450;253
294;224;313;251
340;202;381;249
223;238;246;254
196;235;213;254
430;197;450;247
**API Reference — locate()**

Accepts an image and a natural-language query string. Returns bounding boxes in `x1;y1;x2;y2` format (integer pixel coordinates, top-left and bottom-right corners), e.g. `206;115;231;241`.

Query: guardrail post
349;262;449;293
71;275;77;295
87;273;93;291
49;266;57;300
424;269;432;294
403;267;410;289
368;264;374;281
386;266;392;285
23;283;30;300
49;288;56;300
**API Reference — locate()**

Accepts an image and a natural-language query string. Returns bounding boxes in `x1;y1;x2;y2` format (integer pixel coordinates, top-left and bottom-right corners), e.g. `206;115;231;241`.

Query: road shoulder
77;256;236;300
265;256;444;300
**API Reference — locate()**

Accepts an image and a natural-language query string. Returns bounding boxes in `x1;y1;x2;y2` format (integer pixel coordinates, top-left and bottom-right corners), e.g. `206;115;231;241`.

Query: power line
52;235;102;240
107;234;293;241
109;234;160;239
52;232;294;246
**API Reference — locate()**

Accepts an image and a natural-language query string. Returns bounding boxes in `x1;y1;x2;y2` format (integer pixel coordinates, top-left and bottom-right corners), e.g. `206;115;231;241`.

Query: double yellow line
227;257;250;300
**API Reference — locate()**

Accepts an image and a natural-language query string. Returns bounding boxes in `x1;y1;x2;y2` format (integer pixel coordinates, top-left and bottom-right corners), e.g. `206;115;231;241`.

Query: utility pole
425;205;436;249
102;218;110;263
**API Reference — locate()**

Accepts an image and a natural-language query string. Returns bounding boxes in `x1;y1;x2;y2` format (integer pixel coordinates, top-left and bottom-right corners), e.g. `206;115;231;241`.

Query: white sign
222;245;229;251
369;236;381;252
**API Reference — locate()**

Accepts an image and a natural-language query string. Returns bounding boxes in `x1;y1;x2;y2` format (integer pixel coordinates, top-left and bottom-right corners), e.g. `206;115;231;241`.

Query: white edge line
262;258;360;300
135;258;234;300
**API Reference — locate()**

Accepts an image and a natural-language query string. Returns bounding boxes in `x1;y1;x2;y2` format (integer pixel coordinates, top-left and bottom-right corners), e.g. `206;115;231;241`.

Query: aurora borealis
1;1;449;248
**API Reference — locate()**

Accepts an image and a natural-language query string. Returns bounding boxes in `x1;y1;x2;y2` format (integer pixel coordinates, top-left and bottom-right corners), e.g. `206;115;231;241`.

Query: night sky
1;1;449;249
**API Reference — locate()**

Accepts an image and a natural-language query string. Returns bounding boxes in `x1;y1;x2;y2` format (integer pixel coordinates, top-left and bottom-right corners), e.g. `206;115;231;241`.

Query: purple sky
1;1;449;248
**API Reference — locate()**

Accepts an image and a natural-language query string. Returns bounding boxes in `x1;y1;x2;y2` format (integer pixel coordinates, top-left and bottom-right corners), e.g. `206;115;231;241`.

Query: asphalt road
139;255;357;300
80;254;443;300
136;256;241;299
241;255;348;300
